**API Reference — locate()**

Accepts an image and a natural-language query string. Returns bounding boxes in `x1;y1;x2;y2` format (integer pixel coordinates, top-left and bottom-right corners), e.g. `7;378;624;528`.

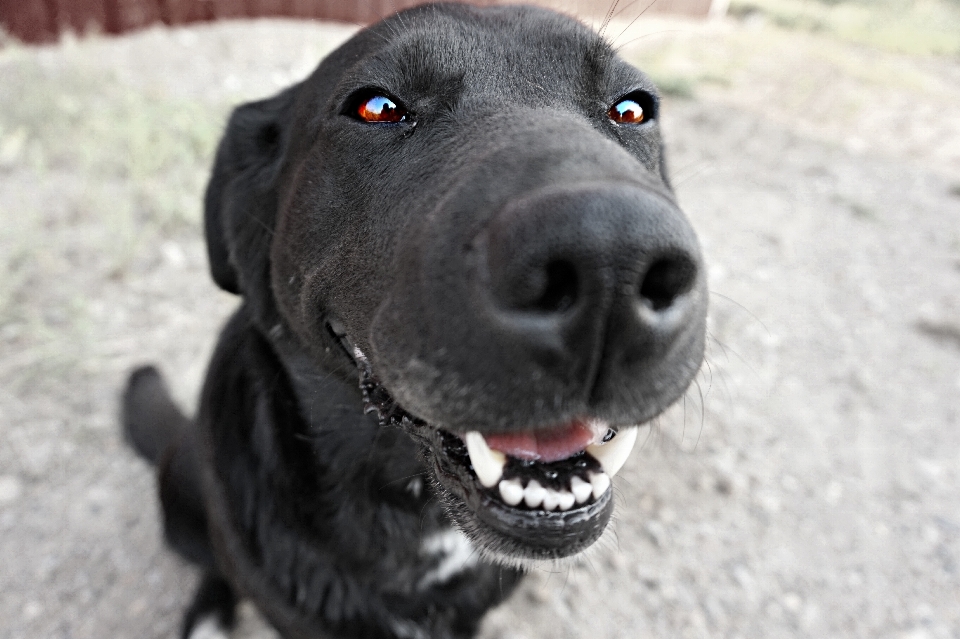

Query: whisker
674;162;714;189
377;472;427;492
681;393;687;445
701;350;735;406
611;0;663;49
245;209;275;237
670;158;714;185
418;495;438;534
614;28;685;53
640;419;656;452
710;291;771;335
612;0;648;21
693;377;705;450
599;0;623;38
709;332;762;381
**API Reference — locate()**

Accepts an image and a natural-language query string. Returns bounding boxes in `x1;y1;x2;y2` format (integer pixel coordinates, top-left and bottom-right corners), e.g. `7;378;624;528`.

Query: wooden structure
0;0;715;44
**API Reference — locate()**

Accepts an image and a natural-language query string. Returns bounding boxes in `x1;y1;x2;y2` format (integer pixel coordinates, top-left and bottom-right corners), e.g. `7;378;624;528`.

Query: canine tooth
585;427;638;478
498;478;524;506
570;476;593;504
523;480;546;508
557;490;576;511
588;471;611;500
542;488;560;511
465;432;507;488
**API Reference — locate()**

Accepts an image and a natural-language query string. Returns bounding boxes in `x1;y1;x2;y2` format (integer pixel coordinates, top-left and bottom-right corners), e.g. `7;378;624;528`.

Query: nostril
533;260;579;313
638;257;697;311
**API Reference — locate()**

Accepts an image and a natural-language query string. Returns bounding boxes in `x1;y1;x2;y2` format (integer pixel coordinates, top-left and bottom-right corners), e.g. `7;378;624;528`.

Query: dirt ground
1;6;959;639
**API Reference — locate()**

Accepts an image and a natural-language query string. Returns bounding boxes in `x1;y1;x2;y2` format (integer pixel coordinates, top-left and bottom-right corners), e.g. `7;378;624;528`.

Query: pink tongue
483;420;600;463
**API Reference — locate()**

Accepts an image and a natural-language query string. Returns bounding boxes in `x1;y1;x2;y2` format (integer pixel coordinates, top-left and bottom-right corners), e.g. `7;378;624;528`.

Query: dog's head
204;3;707;563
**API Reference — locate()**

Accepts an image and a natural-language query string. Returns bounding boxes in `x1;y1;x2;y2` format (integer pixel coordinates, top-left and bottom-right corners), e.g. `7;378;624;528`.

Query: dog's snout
478;185;704;395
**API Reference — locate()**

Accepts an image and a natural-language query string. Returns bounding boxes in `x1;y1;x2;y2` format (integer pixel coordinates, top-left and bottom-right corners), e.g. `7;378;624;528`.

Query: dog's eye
356;94;408;124
608;92;656;125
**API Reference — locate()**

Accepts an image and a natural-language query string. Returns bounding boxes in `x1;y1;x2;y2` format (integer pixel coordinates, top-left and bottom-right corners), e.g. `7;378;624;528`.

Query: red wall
0;0;712;44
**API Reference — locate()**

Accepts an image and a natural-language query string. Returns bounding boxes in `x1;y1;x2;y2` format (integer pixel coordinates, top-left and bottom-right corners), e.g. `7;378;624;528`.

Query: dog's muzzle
336;117;707;561
348;344;639;560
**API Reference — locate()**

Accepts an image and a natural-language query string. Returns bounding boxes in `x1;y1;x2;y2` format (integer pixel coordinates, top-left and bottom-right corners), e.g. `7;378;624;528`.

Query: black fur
181;573;239;638
123;4;708;638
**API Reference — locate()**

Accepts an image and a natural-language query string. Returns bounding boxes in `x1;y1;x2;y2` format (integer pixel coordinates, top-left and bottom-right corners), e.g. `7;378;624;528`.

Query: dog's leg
157;427;217;567
181;572;238;639
123;365;217;567
122;365;189;464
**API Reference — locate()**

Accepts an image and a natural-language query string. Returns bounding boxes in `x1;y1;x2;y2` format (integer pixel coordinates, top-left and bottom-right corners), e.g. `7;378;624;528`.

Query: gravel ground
1;11;959;639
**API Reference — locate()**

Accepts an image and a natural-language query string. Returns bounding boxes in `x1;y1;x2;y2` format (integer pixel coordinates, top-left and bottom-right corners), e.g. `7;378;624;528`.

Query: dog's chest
417;528;479;590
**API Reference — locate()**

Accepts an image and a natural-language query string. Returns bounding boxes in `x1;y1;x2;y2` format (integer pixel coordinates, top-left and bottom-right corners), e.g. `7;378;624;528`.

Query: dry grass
0;49;227;387
728;0;960;56
612;2;960;180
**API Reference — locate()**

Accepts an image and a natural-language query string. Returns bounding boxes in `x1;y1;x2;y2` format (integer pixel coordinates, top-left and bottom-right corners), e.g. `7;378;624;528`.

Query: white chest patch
418;528;479;590
188;615;229;639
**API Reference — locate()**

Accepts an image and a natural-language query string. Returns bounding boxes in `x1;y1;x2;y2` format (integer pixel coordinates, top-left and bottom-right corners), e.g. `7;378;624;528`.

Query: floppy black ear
203;87;298;310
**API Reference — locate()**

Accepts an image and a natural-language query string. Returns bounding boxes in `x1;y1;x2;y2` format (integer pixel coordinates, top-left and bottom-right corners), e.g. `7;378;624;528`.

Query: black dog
122;4;707;638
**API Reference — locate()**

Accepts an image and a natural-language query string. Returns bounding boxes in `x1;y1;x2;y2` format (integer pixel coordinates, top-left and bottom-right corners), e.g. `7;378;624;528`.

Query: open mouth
346;339;641;560
461;420;638;511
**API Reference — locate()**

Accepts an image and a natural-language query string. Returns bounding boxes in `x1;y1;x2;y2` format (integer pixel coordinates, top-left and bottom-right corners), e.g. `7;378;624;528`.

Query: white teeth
499;478;590;511
465;431;506;488
570;476;593;504
498;478;524;506
476;425;635;510
557;490;576;511
589;471;611;500
523;480;547;508
585;427;638;477
542;488;561;511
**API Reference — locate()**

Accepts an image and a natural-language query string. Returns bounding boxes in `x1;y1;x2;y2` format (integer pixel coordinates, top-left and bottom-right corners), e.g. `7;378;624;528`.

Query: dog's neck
203;314;516;636
259;319;463;556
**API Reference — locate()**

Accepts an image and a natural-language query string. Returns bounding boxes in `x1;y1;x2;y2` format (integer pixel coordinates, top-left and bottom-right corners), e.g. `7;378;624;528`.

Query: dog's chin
423;428;615;564
350;346;623;564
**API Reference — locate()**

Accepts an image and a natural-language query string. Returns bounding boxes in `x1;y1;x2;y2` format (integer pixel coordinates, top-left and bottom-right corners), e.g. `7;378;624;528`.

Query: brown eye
608;98;645;124
357;95;407;123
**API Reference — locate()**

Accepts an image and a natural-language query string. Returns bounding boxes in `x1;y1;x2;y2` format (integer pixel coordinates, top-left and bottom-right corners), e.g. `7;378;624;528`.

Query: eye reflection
357;95;407;123
608;99;646;125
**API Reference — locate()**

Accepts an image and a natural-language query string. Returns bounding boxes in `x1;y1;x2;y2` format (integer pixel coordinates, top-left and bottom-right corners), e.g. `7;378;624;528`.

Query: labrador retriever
122;4;708;638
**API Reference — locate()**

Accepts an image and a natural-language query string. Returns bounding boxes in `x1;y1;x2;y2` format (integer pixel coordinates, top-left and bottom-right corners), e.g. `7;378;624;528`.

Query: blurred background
1;1;959;638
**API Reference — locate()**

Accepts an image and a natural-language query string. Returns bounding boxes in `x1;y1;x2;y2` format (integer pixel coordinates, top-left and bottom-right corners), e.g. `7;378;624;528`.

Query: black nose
479;184;703;398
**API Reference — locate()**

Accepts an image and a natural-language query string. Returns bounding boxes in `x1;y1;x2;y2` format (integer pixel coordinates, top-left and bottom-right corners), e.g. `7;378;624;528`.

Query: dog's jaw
345;341;631;562
426;428;616;563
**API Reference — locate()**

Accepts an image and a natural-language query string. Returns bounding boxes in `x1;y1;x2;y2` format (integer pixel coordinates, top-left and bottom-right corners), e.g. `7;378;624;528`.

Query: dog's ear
203;87;298;312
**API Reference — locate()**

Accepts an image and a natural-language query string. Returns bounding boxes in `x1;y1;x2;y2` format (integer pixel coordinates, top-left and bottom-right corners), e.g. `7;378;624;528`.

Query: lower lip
428;429;614;558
